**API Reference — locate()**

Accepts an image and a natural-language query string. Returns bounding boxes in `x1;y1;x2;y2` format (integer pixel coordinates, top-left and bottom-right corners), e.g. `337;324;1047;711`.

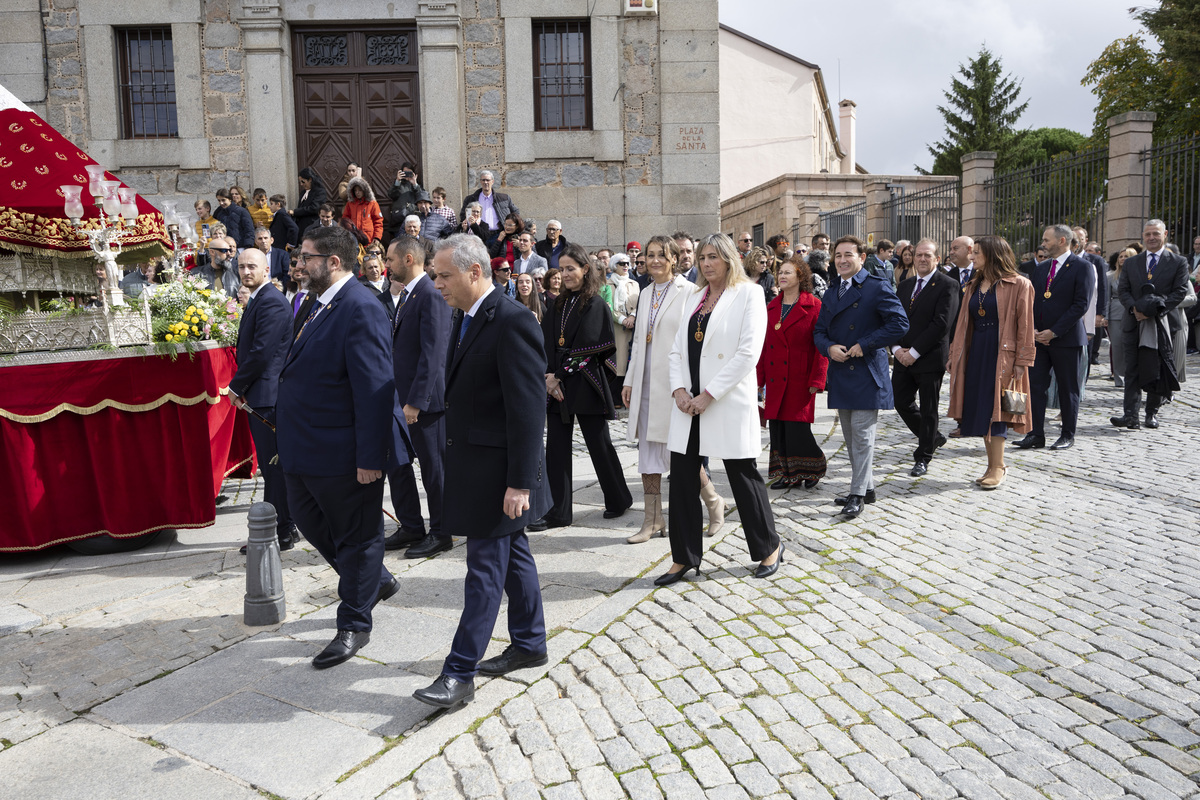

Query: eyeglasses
740;238;752;243
208;247;231;254
298;253;331;266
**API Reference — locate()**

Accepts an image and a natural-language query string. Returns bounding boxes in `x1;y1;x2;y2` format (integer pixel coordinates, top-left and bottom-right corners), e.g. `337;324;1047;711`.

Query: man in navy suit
814;236;908;519
413;234;551;709
1014;225;1095;451
1111;219;1191;430
228;248;296;551
253;227;291;285
382;235;452;558
891;239;960;477
276;225;409;670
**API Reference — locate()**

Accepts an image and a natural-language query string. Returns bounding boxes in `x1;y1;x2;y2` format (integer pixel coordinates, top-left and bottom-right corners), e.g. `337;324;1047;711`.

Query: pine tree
921;47;1029;176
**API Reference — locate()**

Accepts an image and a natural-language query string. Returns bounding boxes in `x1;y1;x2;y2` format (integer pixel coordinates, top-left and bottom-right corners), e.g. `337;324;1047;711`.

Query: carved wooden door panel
293;27;421;212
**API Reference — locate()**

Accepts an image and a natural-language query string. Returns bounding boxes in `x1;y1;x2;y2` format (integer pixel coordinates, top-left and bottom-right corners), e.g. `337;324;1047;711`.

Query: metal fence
880;181;960;257
1142;132;1200;253
985;145;1108;258
817;200;867;243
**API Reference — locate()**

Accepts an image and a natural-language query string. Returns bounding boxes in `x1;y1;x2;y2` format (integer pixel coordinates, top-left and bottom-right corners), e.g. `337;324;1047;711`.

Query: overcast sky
718;0;1150;174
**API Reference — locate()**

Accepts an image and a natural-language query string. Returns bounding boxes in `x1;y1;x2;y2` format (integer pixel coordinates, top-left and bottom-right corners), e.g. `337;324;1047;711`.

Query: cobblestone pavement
2;360;1199;799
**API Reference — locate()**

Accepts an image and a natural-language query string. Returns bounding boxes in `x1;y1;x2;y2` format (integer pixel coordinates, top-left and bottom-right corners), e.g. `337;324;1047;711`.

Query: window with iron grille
116;27;178;139
752;224;765;250
532;20;592;132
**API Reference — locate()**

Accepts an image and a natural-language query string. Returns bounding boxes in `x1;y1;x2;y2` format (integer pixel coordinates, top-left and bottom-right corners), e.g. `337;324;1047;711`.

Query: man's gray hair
479;170;494;182
1145;218;1167;231
436;233;492;280
253;226;271;236
1048;224;1073;243
404;214;421;227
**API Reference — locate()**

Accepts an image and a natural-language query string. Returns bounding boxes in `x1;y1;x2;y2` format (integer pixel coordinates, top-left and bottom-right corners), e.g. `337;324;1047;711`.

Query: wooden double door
292;26;421;212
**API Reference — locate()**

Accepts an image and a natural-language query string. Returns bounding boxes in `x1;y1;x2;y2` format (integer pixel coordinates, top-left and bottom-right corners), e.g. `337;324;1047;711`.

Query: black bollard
244;501;286;626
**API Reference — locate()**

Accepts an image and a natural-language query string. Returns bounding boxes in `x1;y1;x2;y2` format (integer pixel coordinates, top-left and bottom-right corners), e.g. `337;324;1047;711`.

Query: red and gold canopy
0;85;170;259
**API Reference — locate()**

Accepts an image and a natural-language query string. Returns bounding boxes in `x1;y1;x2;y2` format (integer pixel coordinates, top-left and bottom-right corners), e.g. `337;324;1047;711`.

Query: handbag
1001;375;1027;415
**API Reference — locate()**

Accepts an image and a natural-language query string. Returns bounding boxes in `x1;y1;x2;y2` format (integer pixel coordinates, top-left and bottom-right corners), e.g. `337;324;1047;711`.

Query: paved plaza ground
2;358;1199;800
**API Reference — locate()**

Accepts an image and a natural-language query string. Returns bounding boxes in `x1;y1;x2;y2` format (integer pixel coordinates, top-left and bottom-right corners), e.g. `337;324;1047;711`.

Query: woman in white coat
657;233;782;586
621;236;727;544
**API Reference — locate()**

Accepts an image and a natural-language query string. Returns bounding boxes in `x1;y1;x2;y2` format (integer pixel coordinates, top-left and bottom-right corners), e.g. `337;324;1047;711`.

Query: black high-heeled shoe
654;564;700;586
754;543;785;579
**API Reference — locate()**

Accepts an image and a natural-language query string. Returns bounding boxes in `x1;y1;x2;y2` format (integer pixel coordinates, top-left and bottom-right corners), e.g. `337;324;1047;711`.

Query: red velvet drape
0;347;254;552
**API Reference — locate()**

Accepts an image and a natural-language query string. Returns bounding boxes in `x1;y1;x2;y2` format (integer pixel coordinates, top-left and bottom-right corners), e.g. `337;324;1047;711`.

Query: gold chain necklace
694;286;724;342
557;295;580;346
646;282;670;343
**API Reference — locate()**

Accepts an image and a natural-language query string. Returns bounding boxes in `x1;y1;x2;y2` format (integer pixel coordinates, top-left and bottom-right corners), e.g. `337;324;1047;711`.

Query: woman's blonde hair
695;233;747;289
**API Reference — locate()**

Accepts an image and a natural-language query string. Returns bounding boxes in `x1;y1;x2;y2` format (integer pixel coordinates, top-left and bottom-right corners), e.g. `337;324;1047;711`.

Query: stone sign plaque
668;125;710;153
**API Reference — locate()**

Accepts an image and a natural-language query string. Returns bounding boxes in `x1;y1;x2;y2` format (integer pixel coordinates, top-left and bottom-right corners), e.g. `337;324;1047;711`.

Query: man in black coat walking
227;249;296;550
412;234;551;709
891;239;960;476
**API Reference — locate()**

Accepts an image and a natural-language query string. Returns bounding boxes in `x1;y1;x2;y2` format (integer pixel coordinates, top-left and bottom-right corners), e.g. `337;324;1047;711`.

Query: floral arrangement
144;275;240;346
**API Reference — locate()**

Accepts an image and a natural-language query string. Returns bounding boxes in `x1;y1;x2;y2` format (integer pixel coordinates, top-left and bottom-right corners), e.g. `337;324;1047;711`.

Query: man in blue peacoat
276;226;410;670
412;233;551;709
814;236;908;518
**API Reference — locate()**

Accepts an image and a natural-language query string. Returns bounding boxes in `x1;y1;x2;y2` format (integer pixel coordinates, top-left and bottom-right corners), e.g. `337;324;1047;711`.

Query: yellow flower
186;306;196;315
191;325;199;333
165;334;174;341
200;313;208;322
191;316;200;324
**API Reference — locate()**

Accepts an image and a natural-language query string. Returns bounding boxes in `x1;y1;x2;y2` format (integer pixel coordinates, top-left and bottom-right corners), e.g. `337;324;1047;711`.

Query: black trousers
545;412;632;524
284;472;393;632
443;531;546;681
668;449;778;568
388;411;445;536
1120;328;1164;417
246;407;291;534
891;365;945;463
1031;344;1083;437
1089;327;1105;364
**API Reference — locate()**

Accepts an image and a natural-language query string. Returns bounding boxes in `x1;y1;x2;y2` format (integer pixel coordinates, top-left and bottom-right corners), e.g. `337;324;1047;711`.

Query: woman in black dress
540;243;634;528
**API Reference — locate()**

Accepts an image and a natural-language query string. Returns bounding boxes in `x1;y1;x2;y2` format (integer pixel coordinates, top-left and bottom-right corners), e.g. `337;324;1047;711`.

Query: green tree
1083;1;1200;139
920;46;1029;176
1005;127;1090;169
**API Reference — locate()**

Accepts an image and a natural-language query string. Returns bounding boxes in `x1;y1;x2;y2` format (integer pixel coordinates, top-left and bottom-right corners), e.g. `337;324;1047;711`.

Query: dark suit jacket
292;291;316;337
276;277;408;476
1018;259;1039;278
536;236;568;269
1117;249;1191;334
1032;252;1096;348
229;283;292;409
378;287;400;321
358;276;386;297
460;189;518;228
270;209;299;249
947;265;974;291
266;248;291;284
813;269;909;409
444;290;550;538
391;275;450;413
1082;252;1108;318
895;270;959;374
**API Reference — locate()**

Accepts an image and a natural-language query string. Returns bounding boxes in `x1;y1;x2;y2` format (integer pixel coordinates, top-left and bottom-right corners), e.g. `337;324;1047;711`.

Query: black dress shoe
834;489;875;506
1145;413;1160;429
933;433;948;450
384;527;425;550
543;517;570;529
770;478;792;490
526;517;549;532
754;543;784;579
840;496;865;518
313;630;369;669
1012;433;1045;449
241;529;295;555
374;577;400;608
803;479;820;489
603;506;630;519
1049;435;1074;450
413;674;474;708
654;564;699;586
477;644;549;676
909;461;928;477
1110;415;1139;429
405;534;453;559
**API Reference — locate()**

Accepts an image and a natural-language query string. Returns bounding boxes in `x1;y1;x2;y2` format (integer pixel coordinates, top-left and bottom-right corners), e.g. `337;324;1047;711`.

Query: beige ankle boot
627;494;666;543
700;482;726;538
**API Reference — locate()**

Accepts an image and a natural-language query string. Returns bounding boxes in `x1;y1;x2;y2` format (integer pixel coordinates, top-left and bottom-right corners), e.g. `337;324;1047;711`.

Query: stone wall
42;0;88;147
462;0;504;178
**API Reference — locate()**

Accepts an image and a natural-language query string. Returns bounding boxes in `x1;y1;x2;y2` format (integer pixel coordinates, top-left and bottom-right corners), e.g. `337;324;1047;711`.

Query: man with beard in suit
1111;219;1191;430
891;239;960;477
382;234;452;558
412;234;551;708
276;225;409;669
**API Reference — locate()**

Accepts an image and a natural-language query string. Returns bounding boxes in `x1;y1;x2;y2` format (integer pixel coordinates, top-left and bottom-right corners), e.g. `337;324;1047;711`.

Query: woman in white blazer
657;233;782;586
621;236;727;544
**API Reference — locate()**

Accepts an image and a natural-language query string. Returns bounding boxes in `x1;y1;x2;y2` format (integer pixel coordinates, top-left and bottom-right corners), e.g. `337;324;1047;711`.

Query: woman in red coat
756;256;829;489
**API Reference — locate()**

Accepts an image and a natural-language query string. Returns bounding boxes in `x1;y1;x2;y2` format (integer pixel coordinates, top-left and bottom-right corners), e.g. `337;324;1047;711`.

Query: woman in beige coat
622;236;726;544
947;235;1035;489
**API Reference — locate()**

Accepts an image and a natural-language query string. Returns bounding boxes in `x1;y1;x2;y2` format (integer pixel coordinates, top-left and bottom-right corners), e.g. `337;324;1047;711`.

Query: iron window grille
532;20;592;132
116;27;179;139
